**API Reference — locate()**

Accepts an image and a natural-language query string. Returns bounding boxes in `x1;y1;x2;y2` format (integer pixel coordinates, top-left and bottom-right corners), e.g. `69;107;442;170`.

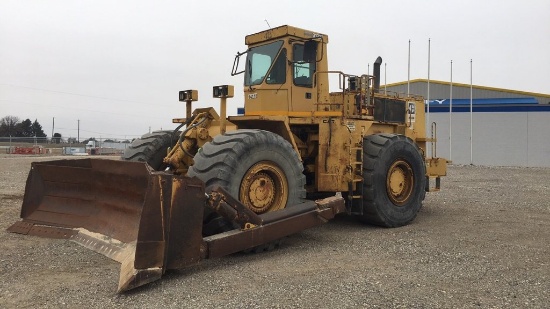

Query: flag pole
449;60;453;161
384;63;387;95
470;59;473;165
407;39;411;96
427;38;431;157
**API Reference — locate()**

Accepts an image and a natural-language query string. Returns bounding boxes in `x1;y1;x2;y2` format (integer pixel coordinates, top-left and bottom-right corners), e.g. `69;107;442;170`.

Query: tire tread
360;134;426;227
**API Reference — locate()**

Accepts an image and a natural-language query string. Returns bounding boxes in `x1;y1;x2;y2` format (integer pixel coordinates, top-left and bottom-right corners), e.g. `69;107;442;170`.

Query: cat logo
407;102;416;128
408;102;416;115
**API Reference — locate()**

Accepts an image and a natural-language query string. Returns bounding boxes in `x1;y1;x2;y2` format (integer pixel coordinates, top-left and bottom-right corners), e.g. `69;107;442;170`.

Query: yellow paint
245;110;343;117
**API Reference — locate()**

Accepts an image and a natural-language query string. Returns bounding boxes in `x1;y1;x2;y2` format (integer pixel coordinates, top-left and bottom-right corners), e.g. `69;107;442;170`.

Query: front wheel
121;131;174;170
360;134;426;227
188;129;306;236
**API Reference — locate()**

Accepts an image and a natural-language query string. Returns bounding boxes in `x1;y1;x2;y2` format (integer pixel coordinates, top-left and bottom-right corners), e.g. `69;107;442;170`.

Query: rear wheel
188;129;306;236
360;133;426;227
121;131;174;170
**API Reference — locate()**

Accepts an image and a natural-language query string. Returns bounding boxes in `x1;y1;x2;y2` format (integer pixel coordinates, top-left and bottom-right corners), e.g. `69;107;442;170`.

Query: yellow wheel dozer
8;24;446;293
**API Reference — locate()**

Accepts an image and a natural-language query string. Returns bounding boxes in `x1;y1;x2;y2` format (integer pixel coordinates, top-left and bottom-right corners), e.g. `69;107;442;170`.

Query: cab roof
245;25;329;46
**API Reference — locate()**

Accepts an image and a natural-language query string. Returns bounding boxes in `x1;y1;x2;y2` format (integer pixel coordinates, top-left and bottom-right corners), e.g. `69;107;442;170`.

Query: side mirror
231;50;247;76
303;40;317;62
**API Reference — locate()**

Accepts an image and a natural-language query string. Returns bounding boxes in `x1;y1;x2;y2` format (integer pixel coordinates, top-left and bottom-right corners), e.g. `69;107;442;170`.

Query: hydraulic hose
177;114;209;158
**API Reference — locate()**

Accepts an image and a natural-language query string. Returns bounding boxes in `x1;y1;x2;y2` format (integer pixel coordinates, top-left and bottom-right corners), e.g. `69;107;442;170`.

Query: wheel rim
386;159;414;206
239;161;288;214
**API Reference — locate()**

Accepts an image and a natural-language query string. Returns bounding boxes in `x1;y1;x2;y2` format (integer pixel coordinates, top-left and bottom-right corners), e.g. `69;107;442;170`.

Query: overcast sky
1;0;549;140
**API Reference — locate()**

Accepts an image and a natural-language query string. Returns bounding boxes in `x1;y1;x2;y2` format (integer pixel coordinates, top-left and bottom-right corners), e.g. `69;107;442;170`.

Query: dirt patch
0;155;548;308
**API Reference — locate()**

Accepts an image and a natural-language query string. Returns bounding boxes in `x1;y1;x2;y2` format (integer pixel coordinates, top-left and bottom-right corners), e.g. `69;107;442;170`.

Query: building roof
385;78;550;99
431;97;539;105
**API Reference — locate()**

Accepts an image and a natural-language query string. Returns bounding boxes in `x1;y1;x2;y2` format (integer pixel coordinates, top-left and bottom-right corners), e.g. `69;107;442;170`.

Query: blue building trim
426;97;550;113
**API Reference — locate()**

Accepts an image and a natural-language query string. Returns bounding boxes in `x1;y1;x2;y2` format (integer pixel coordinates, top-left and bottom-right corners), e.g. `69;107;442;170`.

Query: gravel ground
0;155;549;308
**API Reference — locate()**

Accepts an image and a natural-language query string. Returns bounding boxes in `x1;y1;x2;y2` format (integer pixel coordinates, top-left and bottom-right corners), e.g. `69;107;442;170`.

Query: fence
0;136;130;156
0;136;131;145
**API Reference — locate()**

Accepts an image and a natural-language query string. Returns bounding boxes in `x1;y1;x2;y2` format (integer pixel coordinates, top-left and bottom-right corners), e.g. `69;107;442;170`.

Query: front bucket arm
7;159;205;292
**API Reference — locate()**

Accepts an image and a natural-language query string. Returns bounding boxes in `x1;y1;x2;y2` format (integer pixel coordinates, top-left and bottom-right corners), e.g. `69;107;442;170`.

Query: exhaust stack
373;56;382;93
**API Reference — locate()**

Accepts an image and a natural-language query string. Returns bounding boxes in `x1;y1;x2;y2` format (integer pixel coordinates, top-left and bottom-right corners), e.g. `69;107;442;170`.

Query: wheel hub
386;160;414;206
240;161;288;214
247;173;275;211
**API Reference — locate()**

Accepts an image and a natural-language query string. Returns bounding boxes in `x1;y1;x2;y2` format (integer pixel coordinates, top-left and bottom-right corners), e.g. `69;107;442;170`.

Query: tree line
0;115;47;141
1;115;134;144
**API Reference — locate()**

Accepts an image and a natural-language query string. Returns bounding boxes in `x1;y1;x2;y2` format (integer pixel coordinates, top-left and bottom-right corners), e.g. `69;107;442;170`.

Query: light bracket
212;85;234;98
179;90;198;102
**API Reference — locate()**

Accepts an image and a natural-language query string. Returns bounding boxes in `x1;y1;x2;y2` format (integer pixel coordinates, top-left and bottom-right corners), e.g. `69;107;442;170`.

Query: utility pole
78;119;80;143
52;117;55;143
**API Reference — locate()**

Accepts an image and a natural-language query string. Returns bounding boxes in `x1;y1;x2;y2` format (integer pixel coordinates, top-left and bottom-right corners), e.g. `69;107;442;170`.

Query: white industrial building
385;79;550;167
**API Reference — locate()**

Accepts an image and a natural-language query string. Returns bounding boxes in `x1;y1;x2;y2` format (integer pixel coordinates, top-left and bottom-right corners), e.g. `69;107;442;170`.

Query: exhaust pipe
373;56;382;93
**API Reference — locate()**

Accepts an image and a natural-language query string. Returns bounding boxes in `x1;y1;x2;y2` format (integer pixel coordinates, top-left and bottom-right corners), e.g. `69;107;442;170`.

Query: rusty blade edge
69;228;135;263
118;260;163;293
70;228;163;293
7;221;79;239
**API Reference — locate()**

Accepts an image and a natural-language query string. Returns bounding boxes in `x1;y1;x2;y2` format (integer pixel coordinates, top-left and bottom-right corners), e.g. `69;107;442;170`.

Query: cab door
291;43;317;112
243;41;290;116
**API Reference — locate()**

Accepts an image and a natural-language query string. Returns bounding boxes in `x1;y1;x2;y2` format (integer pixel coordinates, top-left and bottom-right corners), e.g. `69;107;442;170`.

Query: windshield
245;40;284;86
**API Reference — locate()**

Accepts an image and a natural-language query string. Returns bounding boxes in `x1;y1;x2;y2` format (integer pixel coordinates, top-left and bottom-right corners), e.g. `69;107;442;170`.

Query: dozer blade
7;159;205;292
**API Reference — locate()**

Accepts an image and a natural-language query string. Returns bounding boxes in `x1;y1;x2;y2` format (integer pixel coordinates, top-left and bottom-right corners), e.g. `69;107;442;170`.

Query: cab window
293;44;316;87
245;40;284;86
266;49;287;84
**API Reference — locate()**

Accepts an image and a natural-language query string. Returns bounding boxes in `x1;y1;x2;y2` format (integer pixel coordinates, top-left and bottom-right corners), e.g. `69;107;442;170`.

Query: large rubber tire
121;131;174;170
188;129;306;236
360;133;426;227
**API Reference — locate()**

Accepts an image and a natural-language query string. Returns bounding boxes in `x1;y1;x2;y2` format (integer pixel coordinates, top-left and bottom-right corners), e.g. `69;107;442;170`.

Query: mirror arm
231;50;248;76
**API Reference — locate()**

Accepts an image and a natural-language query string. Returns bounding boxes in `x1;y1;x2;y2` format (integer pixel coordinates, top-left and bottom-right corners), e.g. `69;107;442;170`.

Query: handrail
431;122;437;158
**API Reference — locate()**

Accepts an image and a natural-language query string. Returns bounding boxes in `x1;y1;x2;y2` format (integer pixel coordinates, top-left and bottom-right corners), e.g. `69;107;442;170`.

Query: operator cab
231;25;329;116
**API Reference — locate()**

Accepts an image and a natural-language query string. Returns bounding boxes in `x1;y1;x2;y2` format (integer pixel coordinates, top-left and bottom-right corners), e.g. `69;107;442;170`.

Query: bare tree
0;116;21;137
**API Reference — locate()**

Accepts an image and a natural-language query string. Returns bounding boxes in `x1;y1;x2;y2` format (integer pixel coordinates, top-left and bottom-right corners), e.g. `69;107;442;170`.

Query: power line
55;126;143;138
53;126;144;138
0;99;168;121
0;83;172;107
